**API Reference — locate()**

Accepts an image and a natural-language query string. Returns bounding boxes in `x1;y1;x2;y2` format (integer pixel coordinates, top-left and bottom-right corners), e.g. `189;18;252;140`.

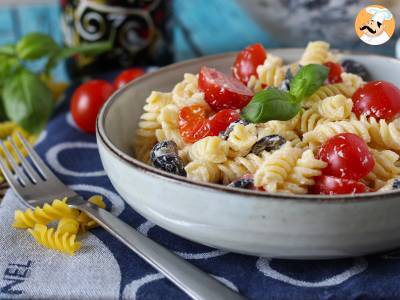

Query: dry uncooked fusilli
315;94;353;121
189;136;229;163
254;144;303;192
13;198;79;229
28;224;81;256
57;218;80;235
299;41;330;66
227;124;257;157
76;195;106;231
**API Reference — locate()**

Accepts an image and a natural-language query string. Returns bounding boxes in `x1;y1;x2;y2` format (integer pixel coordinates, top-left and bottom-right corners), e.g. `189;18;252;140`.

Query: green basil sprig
241;64;328;123
0;32;112;133
3;70;53;133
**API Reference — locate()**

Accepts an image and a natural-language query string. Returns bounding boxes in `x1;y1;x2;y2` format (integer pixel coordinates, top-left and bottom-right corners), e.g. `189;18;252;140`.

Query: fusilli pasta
13;198;79;229
315;94;353;121
341;72;364;94
189;136;229;163
299;41;330;65
135;91;173;163
227;124;257;157
254;144;303;192
247;54;285;92
303;120;371;146
171;73;208;108
185;161;221;183
280;150;327;194
365;149;400;189
303;83;353;108
358;115;400;151
218;153;265;184
28;224;81;256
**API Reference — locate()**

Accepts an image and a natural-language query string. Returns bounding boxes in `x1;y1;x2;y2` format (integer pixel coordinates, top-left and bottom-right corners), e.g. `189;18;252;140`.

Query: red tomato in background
71;80;115;133
311;175;369;195
179;105;240;143
324;61;343;84
232;43;267;84
352;80;400;121
317;133;374;180
198;66;253;111
114;68;145;89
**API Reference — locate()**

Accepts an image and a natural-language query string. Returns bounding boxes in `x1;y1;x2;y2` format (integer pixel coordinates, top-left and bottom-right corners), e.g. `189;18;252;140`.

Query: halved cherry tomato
114;68;145;89
179;105;240;143
232;43;267;84
198;66;254;111
71;80;115;133
317;133;374;180
324;61;343;84
352;80;400;121
311;175;369;195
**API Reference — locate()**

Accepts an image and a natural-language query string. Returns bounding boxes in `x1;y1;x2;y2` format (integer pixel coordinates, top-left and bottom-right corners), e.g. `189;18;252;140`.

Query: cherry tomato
114;68;145;89
208;109;240;135
179;105;240;143
232;43;267;84
198;66;254;111
71;80;115;133
317;133;374;180
311;175;369;195
179;105;209;143
324;61;343;84
352;80;400;121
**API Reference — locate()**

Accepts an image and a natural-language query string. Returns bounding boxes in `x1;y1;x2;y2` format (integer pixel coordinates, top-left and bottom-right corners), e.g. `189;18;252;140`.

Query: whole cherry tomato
317;133;374;180
179;105;240;143
352;80;400;121
198;66;254;111
71;80;115;133
114;68;145;89
232;43;267;84
311;175;369;195
324;61;343;84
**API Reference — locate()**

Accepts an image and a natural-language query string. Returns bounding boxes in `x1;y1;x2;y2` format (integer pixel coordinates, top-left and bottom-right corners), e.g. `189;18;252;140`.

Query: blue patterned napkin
1;76;400;300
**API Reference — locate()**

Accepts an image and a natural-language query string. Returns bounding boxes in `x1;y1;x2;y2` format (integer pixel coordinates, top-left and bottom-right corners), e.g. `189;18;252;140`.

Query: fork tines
0;133;45;188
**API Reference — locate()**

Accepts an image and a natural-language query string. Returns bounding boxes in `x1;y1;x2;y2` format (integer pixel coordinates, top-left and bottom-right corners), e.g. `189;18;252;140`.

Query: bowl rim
97;49;400;203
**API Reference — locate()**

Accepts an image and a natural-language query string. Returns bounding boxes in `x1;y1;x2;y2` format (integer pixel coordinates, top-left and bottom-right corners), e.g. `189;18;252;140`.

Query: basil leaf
16;33;59;60
241;88;301;123
289;64;329;100
3;69;53;133
0;44;16;57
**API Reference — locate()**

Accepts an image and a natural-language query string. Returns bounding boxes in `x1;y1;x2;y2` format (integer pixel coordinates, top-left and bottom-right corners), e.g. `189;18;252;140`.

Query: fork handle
77;203;244;300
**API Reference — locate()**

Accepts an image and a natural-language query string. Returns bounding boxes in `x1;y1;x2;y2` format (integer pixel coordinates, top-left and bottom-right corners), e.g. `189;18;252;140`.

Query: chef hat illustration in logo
355;5;395;46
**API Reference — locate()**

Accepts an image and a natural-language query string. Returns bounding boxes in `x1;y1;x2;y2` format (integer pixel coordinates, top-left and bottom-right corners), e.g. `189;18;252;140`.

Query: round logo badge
355;4;395;46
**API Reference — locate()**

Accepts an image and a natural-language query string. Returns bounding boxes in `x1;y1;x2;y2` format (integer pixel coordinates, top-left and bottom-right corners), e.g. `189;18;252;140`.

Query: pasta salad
135;41;400;195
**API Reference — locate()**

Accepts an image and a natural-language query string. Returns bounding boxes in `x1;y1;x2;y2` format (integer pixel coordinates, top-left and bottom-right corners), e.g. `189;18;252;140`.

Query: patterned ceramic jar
60;0;173;76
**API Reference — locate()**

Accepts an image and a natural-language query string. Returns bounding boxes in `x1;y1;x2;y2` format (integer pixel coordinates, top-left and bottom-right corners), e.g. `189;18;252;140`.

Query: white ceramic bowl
97;49;400;259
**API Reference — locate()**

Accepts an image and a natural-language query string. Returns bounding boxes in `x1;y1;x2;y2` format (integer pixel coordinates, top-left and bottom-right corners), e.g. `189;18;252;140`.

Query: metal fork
0;133;244;300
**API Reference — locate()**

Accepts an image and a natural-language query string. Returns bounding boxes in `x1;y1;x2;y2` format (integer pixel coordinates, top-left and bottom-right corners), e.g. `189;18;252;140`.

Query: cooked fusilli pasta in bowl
97;43;400;258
